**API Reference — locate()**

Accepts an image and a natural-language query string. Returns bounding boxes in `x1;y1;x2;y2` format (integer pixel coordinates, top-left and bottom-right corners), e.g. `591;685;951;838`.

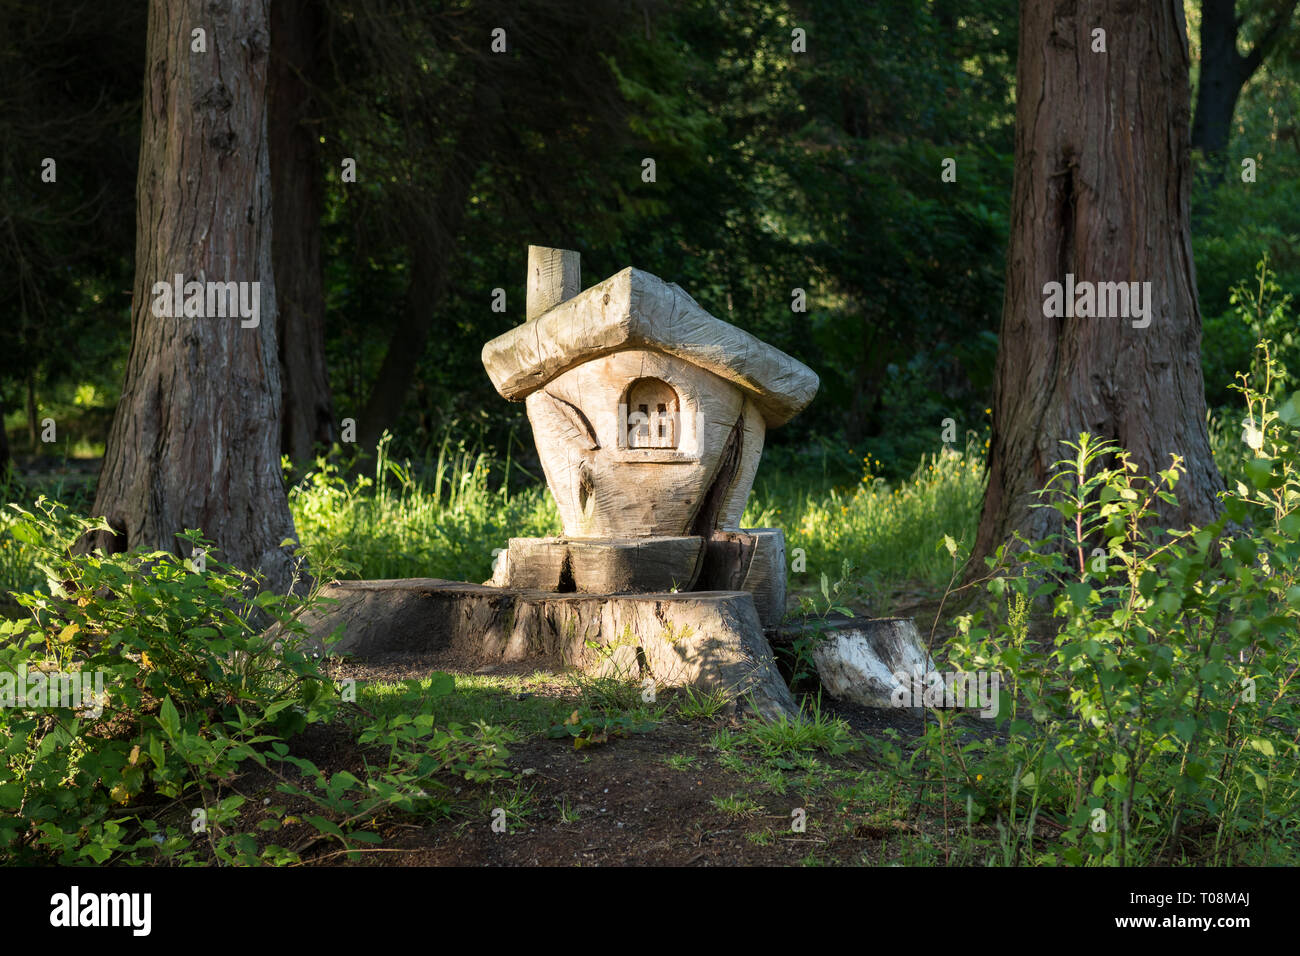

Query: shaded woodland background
2;0;1298;503
3;0;1300;871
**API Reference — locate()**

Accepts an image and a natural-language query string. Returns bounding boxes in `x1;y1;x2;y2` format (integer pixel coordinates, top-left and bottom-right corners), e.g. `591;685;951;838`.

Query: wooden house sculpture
482;246;819;627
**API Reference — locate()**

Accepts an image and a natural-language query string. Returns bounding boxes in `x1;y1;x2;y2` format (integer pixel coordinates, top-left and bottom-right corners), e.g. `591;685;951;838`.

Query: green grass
0;416;1256;620
672;685;731;720
289;433;560;583
283;430;990;614
356;668;664;739
662;753;698;771
710;793;763;820
745;438;987;598
359;671;572;737
735;696;856;760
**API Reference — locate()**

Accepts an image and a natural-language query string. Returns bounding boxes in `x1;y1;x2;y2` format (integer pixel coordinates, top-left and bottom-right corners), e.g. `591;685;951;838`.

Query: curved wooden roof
482;267;819;427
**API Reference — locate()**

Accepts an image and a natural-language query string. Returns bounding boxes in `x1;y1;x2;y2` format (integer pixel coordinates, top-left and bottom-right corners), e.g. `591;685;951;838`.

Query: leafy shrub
0;502;511;864
547;708;655;750
0;501;338;863
884;351;1300;865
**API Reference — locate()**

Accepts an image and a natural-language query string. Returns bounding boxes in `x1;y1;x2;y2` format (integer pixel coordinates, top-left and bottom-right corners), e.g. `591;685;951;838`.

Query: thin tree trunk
90;0;297;591
355;100;491;453
25;373;37;449
271;0;334;469
971;0;1222;570
1191;0;1297;165
0;397;10;478
357;236;446;454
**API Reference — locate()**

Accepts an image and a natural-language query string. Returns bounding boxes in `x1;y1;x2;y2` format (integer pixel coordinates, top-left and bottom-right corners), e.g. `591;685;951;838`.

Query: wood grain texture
526;245;581;321
89;0;297;591
484;266;818;427
526;349;759;537
300;578;799;719
488;536;704;593
695;528;786;629
972;0;1222;568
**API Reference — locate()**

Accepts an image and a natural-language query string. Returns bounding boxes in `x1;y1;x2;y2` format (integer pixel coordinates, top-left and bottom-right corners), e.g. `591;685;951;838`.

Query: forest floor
207;588;1004;868
254;661;948;867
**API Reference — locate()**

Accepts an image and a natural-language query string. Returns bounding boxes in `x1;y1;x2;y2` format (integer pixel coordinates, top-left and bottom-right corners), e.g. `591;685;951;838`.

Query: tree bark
971;0;1222;570
1191;0;1297;161
90;0;298;592
270;0;334;468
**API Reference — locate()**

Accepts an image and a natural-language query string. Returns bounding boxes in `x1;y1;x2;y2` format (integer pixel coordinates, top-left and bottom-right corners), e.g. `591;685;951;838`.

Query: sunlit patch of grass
710;792;763;820
360;671;572;736
745;436;986;598
662;753;698;771
290;432;560;583
3;428;988;614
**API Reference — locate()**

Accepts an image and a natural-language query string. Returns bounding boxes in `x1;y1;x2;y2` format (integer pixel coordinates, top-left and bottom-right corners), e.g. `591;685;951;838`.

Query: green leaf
305;815;346;840
427;671;455;699
0;781;23;810
1276;391;1300;426
1249;738;1276;758
1244;456;1275;489
1156;590;1182;614
264;699;297;718
1065;581;1093;607
158;697;180;739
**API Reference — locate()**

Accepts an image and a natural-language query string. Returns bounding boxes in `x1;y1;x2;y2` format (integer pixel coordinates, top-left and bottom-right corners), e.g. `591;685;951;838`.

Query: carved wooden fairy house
482;246;818;627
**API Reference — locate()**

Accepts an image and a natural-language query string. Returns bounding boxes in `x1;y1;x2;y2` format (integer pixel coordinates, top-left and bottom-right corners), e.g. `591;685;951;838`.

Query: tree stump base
300;578;798;719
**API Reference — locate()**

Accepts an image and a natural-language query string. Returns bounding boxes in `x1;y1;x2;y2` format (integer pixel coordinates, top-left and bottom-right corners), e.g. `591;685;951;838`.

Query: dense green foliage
3;0;1298;492
879;359;1300;865
3;1;1300;868
0;505;515;864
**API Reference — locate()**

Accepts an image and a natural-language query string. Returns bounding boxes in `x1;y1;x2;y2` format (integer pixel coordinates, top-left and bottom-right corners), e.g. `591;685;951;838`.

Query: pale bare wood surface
527;349;756;537
488;536;704;593
484;266;818;427
525;245;581;321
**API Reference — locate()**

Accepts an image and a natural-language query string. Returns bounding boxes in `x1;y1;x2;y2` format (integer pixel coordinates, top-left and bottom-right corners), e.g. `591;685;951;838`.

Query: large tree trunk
971;0;1222;570
270;0;335;469
1191;0;1297;163
90;0;297;591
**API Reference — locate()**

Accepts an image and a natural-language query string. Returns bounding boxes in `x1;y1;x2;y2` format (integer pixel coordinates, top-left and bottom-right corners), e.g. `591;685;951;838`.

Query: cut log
525;245;581;321
774;616;935;709
695;528;786;630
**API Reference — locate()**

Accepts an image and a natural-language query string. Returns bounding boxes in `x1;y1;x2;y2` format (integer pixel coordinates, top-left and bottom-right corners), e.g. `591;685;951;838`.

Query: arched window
623;377;680;449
